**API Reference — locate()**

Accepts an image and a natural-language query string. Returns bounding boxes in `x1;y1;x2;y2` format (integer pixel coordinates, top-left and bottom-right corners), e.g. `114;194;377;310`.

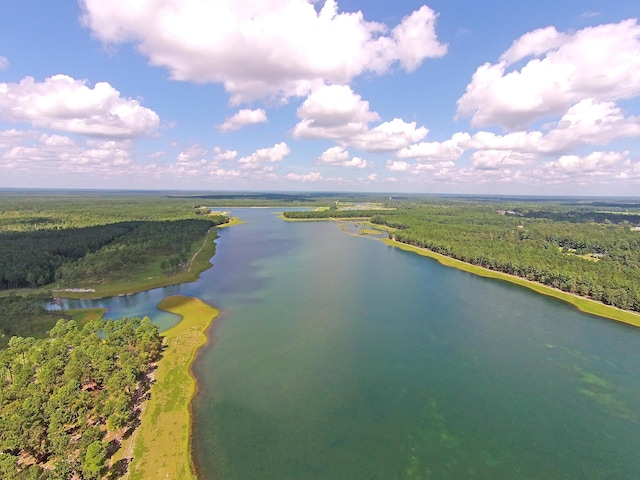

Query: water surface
191;210;640;480
71;209;640;479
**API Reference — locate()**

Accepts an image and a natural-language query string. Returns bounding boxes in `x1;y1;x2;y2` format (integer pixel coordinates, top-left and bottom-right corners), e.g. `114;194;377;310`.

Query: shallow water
70;209;640;479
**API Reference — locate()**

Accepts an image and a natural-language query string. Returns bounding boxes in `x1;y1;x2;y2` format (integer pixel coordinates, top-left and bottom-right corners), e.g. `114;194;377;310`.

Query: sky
1;0;640;195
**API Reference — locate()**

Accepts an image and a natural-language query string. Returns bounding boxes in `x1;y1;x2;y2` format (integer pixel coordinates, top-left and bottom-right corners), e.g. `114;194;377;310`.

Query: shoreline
121;295;218;479
52;217;242;300
380;237;640;328
284;215;640;326
313;217;640;328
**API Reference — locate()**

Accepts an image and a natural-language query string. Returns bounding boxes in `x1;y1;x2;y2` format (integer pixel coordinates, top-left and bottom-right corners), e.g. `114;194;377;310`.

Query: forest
1;190;640;479
0;316;162;479
283;209;397;219
0;294;57;344
284;199;640;313
0;192;229;344
0;191;237;478
0;194;229;290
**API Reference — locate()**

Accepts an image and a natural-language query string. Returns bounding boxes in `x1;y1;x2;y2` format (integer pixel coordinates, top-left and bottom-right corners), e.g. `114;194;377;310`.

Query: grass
0;287;43;299
381;238;640;328
0;308;106;348
121;295;218;480
63;307;106;325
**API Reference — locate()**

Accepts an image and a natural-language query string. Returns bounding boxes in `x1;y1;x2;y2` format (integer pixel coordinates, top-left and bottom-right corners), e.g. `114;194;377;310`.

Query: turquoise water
70;209;640;479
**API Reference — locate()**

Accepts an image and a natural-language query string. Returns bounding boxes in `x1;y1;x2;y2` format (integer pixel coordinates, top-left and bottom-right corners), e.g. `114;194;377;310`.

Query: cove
69;208;640;479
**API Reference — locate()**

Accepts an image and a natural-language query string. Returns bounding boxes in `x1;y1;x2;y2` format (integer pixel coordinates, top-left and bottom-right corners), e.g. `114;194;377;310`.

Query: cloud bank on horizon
1;0;639;195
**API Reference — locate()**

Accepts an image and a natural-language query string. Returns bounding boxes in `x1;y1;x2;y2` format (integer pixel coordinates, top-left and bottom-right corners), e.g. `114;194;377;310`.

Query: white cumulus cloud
294;85;427;152
207;167;241;178
397;132;470;162
217;108;268;132
317;146;367;168
147;151;166;159
0;56;9;70
0;132;134;174
465;99;640;155
80;0;446;103
499;26;568;66
386;160;411;172
212;146;238;162
293;84;379;139
545;99;640;150
350;118;427;152
0;74;159;137
285;171;323;182
238;141;291;169
470;150;534;170
457;20;640;129
177;144;207;163
544;151;630;175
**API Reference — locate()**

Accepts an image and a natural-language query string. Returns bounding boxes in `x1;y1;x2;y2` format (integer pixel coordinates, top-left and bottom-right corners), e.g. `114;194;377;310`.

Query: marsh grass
121;295;218;480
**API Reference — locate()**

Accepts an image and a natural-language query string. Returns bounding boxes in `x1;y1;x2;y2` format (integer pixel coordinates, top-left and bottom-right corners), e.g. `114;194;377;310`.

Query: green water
189;209;640;479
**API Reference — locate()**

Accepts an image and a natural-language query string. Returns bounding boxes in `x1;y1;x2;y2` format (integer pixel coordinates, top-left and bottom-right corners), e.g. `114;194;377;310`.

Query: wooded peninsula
0;191;231;479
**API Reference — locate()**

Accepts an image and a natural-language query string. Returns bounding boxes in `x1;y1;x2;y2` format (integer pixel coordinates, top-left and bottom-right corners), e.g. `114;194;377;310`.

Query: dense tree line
283;201;640;313
368;204;640;312
0;193;231;291
283;209;397;219
0;223;141;289
510;208;640;225
54;218;227;285
0;317;162;479
0;193;210;232
0;217;228;290
174;191;402;207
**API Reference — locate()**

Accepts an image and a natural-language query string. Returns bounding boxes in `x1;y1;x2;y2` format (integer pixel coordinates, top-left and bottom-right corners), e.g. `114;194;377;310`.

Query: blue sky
1;0;639;195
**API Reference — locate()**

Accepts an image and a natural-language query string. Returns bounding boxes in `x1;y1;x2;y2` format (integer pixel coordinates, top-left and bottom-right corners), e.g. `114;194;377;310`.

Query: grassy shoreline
283;214;640;325
119;295;218;480
381;237;640;328
306;216;640;327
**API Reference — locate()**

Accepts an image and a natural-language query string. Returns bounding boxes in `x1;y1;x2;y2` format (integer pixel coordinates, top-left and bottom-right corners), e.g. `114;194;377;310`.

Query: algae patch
573;366;638;422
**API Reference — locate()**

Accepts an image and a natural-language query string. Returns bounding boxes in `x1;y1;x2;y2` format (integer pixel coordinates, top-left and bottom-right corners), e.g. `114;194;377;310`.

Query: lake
68;208;640;479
